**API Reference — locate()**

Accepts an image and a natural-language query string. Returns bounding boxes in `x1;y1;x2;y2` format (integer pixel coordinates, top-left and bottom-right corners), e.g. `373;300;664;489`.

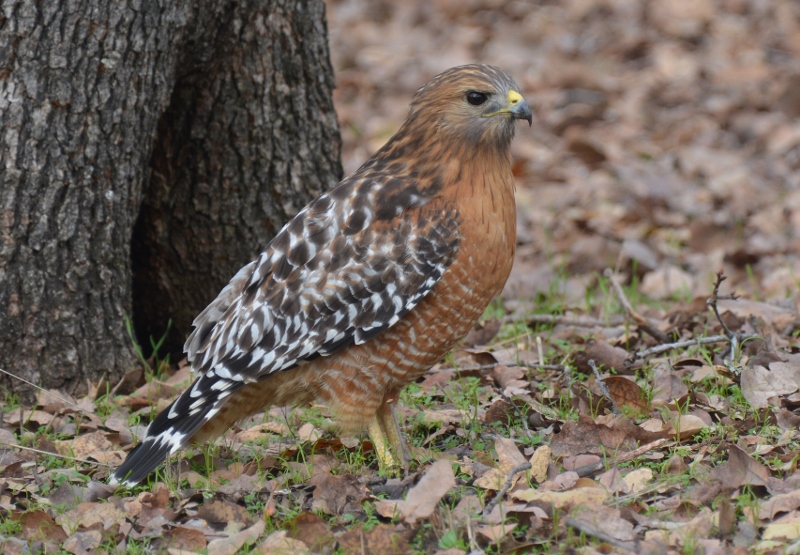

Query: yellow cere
507;90;523;105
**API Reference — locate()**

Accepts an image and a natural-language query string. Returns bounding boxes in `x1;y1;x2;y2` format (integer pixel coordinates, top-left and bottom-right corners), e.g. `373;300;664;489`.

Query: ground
3;0;800;553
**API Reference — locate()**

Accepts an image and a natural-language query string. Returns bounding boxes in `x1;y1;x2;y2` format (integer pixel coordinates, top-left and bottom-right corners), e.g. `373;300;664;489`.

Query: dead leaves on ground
5;0;800;553
3;278;800;554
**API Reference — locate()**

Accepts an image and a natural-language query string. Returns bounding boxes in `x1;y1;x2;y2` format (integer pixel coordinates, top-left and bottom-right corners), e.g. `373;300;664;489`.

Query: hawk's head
408;65;532;147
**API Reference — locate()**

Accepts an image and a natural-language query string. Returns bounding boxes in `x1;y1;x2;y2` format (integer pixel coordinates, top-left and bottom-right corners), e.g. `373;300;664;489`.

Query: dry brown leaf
571;505;635;542
603;376;649;414
284;512;335;552
623;468;653;494
375;459;455;524
528;445;551;483
337;524;411;555
4;409;54;428
256;530;310;555
762;516;800;541
709;444;771;489
117;379;180;409
641;265;694;299
717;299;796;330
651;364;689;404
57;501;127;533
483;398;514;425
296;423;322;442
206;521;265;555
573;339;630;374
512;485;609;508
195;498;255;530
451;495;482;524
474;436;527;490
740;363;799;409
55;431;116;460
309;473;367;515
668;414;707;440
37;389;76;414
62;529;102;554
758;490;800;521
157;526;207;552
236;421;290;442
550;414;663;457
475;523;517;543
14;509;67;543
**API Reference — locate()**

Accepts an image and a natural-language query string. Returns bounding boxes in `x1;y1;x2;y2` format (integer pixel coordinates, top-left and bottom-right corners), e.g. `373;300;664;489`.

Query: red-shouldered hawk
111;64;531;486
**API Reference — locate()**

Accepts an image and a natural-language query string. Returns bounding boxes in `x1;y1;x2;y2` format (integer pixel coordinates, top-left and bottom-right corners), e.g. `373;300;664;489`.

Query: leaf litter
4;0;800;553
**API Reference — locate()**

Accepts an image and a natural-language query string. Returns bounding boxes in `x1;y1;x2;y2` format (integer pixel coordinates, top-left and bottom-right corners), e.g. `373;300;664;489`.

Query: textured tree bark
0;0;341;398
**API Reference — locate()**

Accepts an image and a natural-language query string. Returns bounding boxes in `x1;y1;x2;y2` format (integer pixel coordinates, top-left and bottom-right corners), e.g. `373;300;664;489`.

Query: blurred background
325;0;800;308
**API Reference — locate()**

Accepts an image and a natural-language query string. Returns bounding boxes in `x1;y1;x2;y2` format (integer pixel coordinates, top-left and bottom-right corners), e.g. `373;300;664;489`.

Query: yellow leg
367;416;400;471
376;400;410;471
366;398;410;475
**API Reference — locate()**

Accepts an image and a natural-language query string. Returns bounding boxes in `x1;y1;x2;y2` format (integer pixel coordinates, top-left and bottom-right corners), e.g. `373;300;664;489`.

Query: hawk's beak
507;90;532;126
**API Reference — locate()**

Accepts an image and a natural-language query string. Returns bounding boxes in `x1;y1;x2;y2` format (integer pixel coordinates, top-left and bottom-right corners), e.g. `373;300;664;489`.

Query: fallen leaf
156;526;207;552
528;445;551;483
623;468;653;493
758;490;800;520
337;524;410;555
297;423;322;442
740;364;799;409
709;444;770;488
512;485;609;508
571;504;635;542
256;530;310;555
195;498;255;530
762;518;800;541
550;414;663;457
15;509;67;543
475;522;517;543
474;436;528;490
668;414;707;440
375;459;455;524
603;376;649;414
310;473;367;515
206;520;264;555
284;513;334;552
62;529;102;554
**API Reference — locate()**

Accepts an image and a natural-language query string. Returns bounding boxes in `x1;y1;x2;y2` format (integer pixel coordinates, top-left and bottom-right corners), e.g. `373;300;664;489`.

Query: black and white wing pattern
110;174;460;485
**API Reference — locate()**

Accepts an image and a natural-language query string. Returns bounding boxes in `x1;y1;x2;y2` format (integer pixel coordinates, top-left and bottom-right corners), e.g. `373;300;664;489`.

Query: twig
630;334;758;362
0;441;112;467
587;359;620;415
707;271;739;336
499;392;534;441
0;367;84;411
30;462;43;486
706;270;746;360
574;438;669;478
565;517;638;552
604;268;669;343
536;336;545;367
506;313;626;328
481;461;532;517
429;361;563;374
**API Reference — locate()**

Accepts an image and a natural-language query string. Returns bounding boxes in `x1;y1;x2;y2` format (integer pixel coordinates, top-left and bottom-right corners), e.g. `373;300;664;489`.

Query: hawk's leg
367;397;410;475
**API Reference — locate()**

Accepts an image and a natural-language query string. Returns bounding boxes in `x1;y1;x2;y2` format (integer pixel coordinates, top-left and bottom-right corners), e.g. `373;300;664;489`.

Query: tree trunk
0;0;342;399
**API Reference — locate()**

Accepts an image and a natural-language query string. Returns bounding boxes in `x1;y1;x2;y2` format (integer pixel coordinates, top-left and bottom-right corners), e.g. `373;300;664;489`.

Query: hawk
111;64;531;486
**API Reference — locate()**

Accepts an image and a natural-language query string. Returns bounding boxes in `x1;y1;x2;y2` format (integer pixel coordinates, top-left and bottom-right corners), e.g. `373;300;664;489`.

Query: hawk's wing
110;175;459;485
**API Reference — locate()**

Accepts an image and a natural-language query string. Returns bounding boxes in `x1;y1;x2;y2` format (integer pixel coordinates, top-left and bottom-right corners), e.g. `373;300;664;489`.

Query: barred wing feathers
110;176;460;485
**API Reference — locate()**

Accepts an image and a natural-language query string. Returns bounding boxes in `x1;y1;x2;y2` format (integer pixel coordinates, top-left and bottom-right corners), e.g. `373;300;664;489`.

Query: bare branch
481;461;532;517
603;268;669;342
588;359;620;415
574;438;669;478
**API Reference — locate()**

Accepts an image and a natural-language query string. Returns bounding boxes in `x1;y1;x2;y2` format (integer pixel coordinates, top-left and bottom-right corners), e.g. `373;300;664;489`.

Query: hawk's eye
466;91;488;106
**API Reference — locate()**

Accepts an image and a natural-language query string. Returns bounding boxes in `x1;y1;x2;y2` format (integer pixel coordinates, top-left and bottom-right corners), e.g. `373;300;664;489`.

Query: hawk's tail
109;373;243;486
